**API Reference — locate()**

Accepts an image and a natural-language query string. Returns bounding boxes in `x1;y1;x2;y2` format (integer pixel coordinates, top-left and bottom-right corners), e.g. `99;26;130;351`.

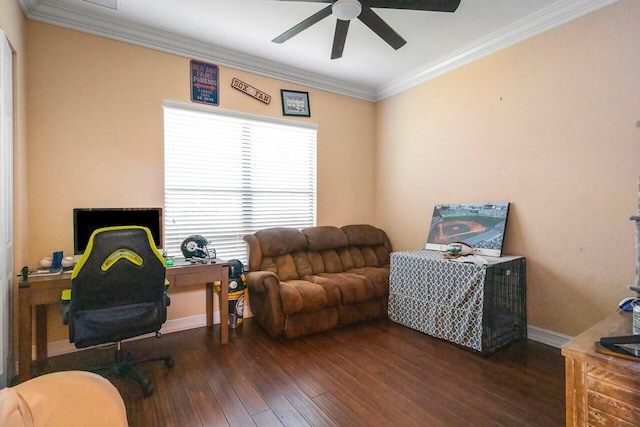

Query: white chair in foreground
0;370;128;426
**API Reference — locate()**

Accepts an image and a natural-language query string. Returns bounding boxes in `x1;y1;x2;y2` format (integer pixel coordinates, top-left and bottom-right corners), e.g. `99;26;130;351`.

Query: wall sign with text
190;60;219;106
231;78;271;104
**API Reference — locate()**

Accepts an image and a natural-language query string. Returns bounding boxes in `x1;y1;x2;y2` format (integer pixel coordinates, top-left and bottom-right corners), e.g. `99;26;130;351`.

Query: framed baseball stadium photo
425;202;510;257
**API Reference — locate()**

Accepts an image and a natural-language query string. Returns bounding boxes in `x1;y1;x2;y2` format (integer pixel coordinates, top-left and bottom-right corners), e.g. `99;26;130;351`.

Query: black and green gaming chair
63;225;173;397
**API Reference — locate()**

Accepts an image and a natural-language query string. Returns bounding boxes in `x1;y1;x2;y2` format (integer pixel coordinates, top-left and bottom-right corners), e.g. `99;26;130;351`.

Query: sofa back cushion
303;226;348;250
253;228;307;281
341;224;391;268
245;224;391;279
255;228;307;257
302;226;348;274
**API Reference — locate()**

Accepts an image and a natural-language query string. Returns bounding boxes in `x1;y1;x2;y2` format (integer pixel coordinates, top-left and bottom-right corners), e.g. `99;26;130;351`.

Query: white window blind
163;101;317;263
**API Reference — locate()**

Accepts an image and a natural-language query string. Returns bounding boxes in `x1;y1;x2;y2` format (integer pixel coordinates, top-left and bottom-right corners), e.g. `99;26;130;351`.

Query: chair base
93;342;174;397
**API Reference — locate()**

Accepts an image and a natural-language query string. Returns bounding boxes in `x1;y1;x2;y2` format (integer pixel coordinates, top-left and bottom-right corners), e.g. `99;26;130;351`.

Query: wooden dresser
561;311;640;426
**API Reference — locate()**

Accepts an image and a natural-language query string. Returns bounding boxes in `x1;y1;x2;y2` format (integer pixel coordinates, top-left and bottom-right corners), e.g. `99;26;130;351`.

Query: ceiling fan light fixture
332;0;362;21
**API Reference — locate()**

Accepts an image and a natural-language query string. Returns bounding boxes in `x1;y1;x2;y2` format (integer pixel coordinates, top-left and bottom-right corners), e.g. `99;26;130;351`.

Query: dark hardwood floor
42;318;565;426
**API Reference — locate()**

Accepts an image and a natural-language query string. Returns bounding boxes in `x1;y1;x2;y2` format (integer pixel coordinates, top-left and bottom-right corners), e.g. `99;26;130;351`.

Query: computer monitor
73;208;163;255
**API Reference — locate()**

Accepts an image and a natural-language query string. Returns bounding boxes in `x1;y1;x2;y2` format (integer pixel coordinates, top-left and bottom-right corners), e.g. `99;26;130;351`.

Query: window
163;100;317;263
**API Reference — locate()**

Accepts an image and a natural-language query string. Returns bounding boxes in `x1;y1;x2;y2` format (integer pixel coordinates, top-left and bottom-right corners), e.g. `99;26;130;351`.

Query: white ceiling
18;0;617;101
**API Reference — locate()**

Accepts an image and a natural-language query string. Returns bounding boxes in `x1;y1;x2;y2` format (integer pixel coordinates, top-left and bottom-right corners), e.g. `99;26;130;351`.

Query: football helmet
180;235;215;259
227;259;244;278
227;259;246;291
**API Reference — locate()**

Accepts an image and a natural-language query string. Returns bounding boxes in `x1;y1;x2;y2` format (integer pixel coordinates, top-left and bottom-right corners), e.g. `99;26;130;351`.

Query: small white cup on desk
40;257;53;268
61;256;76;268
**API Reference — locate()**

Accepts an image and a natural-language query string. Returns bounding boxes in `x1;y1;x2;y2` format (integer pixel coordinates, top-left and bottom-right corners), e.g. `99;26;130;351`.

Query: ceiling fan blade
272;5;333;43
357;7;406;50
366;0;461;12
331;19;350;60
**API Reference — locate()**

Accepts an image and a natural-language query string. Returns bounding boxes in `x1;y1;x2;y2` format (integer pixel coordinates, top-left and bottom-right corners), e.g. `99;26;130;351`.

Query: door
0;28;14;387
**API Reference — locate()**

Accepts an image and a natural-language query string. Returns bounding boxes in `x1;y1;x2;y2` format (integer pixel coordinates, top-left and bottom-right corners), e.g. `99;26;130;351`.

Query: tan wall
15;0;640;346
25;21;376;341
1;0;28;371
374;0;640;336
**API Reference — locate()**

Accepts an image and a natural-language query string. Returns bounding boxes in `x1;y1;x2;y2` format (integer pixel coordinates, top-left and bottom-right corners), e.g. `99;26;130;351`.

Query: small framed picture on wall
281;90;310;117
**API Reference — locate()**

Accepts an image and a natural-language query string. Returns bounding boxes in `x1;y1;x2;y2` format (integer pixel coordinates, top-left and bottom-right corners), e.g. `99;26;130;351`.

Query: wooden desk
165;260;229;344
18;261;228;382
561;311;640;426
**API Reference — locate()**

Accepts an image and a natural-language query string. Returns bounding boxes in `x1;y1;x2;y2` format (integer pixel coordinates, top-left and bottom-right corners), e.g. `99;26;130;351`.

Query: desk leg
18;287;32;382
220;266;229;345
206;283;213;327
206;276;228;345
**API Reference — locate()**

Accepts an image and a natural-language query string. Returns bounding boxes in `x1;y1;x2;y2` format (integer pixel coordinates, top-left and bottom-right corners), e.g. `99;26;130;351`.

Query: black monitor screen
73;208;163;255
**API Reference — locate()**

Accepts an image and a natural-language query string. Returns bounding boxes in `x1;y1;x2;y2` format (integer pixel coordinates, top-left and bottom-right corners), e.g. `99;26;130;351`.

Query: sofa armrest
245;270;287;338
246;271;280;293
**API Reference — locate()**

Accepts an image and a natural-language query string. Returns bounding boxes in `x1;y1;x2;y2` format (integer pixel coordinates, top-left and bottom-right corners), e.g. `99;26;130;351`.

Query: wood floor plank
333;325;523;424
41;318;565;427
254;364;338;427
243;368;311;426
364;321;565;424
288;356;398;426
252;409;285;427
311;392;374;427
306;327;464;426
200;348;256;426
216;349;271;416
171;349;228;426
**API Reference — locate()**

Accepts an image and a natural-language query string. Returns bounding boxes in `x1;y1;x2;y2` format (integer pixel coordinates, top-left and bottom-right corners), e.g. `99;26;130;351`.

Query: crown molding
21;0;377;101
16;0;40;16
374;0;619;100
19;0;618;102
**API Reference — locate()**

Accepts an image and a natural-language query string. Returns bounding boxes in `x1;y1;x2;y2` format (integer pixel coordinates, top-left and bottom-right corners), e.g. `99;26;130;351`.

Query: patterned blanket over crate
388;250;526;354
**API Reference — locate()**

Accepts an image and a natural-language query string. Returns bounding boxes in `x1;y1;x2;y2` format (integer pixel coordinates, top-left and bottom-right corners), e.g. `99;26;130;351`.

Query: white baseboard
44;302;255;359
47;313;211;358
527;325;572;348
44;318;572;358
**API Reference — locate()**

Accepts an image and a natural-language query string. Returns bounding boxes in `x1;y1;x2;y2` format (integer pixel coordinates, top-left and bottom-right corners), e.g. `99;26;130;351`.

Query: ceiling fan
270;0;461;59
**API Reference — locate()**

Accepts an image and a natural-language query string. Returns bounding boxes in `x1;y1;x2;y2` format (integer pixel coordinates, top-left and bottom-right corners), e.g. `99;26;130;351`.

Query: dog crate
388;250;526;355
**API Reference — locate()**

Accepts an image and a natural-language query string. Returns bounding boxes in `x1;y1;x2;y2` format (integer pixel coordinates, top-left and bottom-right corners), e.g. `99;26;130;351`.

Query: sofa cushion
373;245;391;267
255;228;307;257
320;249;343;273
335;247;352;271
279;279;337;315
307;251;325;274
303;249;345;274
346;267;389;298
341;225;391;267
305;273;375;305
254;228;307;281
292;250;314;277
260;253;299;282
303;226;348;250
344;244;390;268
347;246;366;268
341;224;385;246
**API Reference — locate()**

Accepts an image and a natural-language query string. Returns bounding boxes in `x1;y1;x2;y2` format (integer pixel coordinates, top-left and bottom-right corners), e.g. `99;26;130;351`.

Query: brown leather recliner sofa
243;224;391;339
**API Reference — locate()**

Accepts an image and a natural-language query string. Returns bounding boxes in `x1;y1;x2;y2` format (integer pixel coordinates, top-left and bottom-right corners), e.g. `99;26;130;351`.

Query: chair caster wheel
165;356;175;368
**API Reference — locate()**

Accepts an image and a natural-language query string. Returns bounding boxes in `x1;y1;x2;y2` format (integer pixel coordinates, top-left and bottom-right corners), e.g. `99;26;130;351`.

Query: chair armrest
61;289;71;325
164;282;170;307
245;271;280;294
